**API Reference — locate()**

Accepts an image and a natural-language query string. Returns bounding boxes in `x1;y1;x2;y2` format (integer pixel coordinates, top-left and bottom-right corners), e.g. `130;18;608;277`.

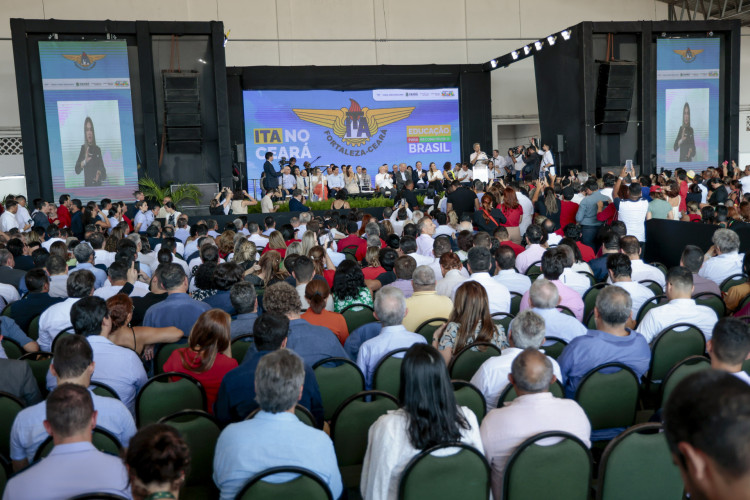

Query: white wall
0;0;747;163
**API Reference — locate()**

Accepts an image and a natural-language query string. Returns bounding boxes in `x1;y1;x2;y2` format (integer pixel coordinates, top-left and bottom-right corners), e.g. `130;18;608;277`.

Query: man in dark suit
70;199;84;240
394;163;411;191
0;358;42;406
0;249;27;291
126;190;145;220
401;181;420;211
263;151;283;193
10;268;65;331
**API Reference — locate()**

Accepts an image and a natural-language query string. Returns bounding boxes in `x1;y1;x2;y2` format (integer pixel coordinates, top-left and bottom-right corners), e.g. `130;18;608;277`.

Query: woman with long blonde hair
162;309;238;413
261;230;287;258
433;281;507;364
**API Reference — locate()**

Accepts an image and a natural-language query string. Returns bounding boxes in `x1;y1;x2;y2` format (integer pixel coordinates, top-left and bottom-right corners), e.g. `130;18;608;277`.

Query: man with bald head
480;348;591;500
402;265;453;332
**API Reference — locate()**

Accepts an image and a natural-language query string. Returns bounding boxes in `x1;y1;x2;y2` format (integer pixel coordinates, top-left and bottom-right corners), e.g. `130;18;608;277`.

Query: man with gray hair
213;349;342;500
72;243;107;289
558;286;650;406
480;348;591;500
357;286;427;388
699;228;745;286
415;216;436;257
527;278;587;343
247;221;268;249
403;265;453;332
471;310;563;411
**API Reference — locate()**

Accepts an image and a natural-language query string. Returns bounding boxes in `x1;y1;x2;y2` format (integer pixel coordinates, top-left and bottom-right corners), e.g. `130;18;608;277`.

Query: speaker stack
595;62;636;134
163;72;201;153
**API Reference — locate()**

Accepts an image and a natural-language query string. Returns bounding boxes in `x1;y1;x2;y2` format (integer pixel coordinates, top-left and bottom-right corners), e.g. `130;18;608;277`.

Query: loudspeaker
163;72;202;153
595;62;636;134
557;134;565;152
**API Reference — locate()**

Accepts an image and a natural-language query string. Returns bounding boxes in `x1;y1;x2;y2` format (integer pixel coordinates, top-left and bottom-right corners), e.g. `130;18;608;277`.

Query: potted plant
138;176;202;209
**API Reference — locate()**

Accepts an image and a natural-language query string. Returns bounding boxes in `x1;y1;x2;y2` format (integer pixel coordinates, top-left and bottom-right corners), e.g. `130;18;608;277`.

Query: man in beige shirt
403;265;453;333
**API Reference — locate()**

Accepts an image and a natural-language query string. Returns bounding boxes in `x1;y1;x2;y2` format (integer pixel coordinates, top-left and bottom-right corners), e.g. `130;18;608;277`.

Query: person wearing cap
647;185;674;220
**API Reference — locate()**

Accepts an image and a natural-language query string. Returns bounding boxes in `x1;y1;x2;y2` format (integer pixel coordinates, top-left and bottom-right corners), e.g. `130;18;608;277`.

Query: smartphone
625;160;633;173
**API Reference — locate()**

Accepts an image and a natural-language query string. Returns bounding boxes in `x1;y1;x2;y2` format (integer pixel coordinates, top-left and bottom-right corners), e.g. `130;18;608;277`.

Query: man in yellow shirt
403;265;453;333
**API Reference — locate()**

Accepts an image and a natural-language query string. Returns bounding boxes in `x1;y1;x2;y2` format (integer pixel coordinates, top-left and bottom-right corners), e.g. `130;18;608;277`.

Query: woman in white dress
361;343;484;500
343;165;360;194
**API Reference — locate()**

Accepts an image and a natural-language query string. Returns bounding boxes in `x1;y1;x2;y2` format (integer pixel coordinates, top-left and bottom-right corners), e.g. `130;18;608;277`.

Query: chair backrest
721;273;746;293
230;334;255;363
398;443;490;500
660;356;711;409
1;337;24;360
448;342;502;381
342;245;360;262
154;342;185;375
313;357;365;421
578;271;596;287
650;262;668;278
26;315;40;341
67;494;129;500
574;363;639;431
490;312;514;335
330;391;399;488
90;381;120;400
542;336;568;360
1;305;11;317
451;381;487;422
497;380;564;408
585;310;597;329
503;431;592;500
648;323;706;384
341;304;376;333
692;291;726;317
510;292;523;315
556;305;576;317
34;427;122;462
158;410;221;497
582;283;607;321
638;280;664;298
635;294;667;326
0;391;24;458
245;405;316;427
414;317;448;344
19;351;53;397
235;466;333;500
135;372;207;426
597;423;684;500
373;348;409;398
525;261;543;281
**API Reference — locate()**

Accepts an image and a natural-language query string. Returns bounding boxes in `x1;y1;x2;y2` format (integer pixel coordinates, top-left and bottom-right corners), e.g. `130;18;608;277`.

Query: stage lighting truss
511;51;519;60
490;59;498;68
523;45;532;55
485;27;571;71
561;29;571;40
534;40;544;51
547;35;557;46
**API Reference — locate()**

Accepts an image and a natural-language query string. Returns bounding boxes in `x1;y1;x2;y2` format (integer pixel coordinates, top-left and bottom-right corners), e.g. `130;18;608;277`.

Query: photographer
214;187;232;216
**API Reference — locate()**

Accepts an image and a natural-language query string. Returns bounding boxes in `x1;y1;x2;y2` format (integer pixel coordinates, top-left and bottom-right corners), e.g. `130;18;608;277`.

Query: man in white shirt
606;253;655;322
557;245;591;296
415;217;436;257
493;246;532;296
14;196;33;230
38;270;95;351
1;200;22;232
490;150;507;179
455;163;473;185
452;247;510;315
740;169;750;195
698;228;745;286
480;348;591;500
638;267;718;343
707;318;750;385
619;235;666;290
357;286;427;388
516;187;534;237
375;164;394;197
326;165;345;195
174;218;190;244
247;222;268;249
515;225;547;274
471;310;563;412
526;279;587;343
612;174;650;243
93;262;149;301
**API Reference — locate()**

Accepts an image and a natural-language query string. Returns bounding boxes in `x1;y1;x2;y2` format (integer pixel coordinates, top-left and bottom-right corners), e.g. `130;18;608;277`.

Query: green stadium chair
582;283;607;321
497;380;564;407
542;336;568;360
659;356;710;409
135;372;207;426
510;292;523;315
490;312;514;336
720;274;746;294
230;334;255;363
448;342;502;382
154;342;185;375
452;380;487;422
0;392;24;459
19;351;53;397
373;348;409;398
235;466;333;500
692;291;726;317
414;317;448;344
312;357;365;421
34;427;122;462
574;363;639;433
340;304;376;333
1;337;24;360
399;443;490;500
90;381;120;400
645;322;706;394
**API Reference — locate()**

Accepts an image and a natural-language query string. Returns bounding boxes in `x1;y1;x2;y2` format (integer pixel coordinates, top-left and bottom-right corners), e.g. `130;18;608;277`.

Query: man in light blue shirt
213;349;342;500
326;165;345;195
357;286;427;388
575;179;609;248
47;296;148;414
528;278;588;344
2;384;131;500
11;334;135;472
143;263;210;338
72;243;107;289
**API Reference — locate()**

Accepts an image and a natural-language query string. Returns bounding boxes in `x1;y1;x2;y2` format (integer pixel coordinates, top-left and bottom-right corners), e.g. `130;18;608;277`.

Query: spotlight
534;41;543;51
561;29;571;41
707;31;714;36
523;45;531;55
661;32;667;37
490;59;498;68
547;35;557;46
224;29;230;48
197;58;207;64
511;51;519;60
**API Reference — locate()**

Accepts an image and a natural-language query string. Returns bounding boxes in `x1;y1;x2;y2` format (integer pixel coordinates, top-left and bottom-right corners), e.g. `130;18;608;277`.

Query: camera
278;156;288;167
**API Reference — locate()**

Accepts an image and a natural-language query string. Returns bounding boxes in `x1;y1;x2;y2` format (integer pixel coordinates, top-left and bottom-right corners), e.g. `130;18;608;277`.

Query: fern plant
138;176;201;209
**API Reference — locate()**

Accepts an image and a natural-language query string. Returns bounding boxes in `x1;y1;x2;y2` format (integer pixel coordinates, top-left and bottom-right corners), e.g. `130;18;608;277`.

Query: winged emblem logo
63;51;106;70
673;48;703;63
293;99;415;147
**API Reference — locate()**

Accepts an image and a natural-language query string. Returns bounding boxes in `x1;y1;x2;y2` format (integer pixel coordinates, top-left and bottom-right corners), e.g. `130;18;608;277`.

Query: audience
471;310;563;411
637;267;718;343
698;228;744;286
707;318;750;384
3;384;131;499
606;253;655;323
106;294;183;356
515;224;547;274
480;348;591;500
527;278;588;342
302;279;349;345
519;248;585;320
680;244;722;297
402;265;453;332
143;263;212;337
124;424;191;500
213;349;341;500
493;245;532;295
0;357;41;407
361;344;483;499
618;235;666;289
452;246;510;315
38;270;96;351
